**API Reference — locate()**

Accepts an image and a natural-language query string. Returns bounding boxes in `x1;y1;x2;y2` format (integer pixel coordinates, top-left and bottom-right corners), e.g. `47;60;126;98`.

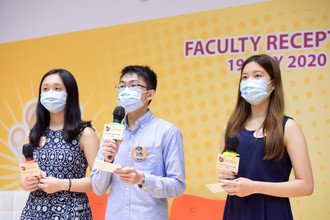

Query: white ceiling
0;0;267;43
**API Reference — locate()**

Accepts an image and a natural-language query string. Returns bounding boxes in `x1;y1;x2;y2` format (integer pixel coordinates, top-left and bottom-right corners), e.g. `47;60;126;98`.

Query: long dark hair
29;69;91;148
224;54;285;160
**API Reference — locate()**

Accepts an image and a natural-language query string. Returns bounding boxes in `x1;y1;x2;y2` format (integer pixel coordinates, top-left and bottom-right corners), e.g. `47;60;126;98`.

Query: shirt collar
123;109;154;130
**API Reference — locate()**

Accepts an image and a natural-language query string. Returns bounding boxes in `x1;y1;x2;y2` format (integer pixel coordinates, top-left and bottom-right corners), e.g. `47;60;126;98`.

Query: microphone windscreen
113;106;126;123
226;134;239;152
22;144;34;161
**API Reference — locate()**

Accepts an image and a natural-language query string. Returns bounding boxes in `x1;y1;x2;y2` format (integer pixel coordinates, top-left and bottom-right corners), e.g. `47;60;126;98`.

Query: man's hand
114;167;144;185
101;139;122;162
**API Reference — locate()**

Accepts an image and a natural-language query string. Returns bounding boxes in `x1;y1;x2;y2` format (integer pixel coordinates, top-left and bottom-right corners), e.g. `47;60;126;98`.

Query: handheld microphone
19;144;41;178
113;106;126;124
216;134;240;173
22;144;34;162
94;106;125;172
107;106;125;160
225;134;239;154
209;135;240;193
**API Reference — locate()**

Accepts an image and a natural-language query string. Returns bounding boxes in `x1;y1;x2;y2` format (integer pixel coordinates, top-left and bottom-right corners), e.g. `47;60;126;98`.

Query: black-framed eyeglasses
115;83;149;91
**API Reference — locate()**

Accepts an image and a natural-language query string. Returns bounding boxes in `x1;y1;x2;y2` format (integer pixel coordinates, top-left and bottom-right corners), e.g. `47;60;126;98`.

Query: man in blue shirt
91;65;186;220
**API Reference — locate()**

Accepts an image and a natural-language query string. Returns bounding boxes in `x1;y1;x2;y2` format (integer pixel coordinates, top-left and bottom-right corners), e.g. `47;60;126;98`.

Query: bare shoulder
80;126;96;137
284;118;306;148
80;126;98;145
80;126;99;152
284;118;301;133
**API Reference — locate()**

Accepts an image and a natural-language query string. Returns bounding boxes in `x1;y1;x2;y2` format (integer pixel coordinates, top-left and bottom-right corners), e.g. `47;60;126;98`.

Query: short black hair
120;65;157;91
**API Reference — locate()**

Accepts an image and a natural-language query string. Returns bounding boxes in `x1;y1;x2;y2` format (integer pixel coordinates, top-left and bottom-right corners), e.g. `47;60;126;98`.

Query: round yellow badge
132;146;147;161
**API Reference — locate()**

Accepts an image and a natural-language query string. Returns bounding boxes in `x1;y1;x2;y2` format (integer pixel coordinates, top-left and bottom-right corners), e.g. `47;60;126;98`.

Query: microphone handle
107;139;118;161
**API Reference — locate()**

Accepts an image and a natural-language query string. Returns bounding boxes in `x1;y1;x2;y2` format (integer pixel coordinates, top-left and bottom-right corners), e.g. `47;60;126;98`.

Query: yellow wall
1;0;329;219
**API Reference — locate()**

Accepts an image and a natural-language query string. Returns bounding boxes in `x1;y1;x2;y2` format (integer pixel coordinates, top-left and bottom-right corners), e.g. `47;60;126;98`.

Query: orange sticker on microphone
132;146;147;161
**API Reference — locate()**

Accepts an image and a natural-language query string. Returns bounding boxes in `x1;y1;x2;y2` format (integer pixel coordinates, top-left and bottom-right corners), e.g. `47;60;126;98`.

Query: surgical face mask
117;87;148;113
240;79;273;105
40;90;67;113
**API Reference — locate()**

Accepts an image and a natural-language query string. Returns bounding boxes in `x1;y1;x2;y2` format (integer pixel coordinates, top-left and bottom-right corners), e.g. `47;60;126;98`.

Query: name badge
132;146;147;161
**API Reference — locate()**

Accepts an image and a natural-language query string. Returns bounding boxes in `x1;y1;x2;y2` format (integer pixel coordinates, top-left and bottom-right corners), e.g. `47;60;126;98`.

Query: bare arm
69;126;100;192
253;119;314;197
38;127;100;193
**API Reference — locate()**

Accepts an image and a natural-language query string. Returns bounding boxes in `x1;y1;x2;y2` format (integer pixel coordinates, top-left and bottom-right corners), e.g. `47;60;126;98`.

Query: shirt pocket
132;146;161;173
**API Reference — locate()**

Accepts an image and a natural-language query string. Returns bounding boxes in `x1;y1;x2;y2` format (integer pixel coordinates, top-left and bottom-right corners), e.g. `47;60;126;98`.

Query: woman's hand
21;176;40;192
220;177;255;197
38;176;67;194
218;169;236;181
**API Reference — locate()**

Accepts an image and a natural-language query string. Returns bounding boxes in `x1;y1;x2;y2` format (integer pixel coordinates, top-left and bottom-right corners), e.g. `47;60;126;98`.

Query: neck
250;99;269;119
49;111;65;130
246;100;269;130
127;105;149;130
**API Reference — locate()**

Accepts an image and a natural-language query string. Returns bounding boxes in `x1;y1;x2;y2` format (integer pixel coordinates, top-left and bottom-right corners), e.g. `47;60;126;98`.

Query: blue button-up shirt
91;110;185;220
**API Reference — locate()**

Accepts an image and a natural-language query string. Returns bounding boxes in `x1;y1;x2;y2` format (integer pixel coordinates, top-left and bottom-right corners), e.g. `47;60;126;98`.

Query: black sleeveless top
223;116;293;220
